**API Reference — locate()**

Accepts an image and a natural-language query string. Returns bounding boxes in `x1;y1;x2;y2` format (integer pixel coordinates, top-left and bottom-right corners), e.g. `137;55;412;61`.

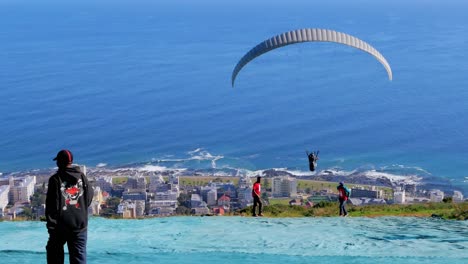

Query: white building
89;200;101;216
149;175;165;193
118;200;136;218
147;200;177;216
93;186;103;204
95;177;113;194
394;190;406;204
430;190;444;202
169;175;179;185
9;176;36;204
200;186;217;205
148;175;178;193
349;198;387;206
76;164;87;176
191;194;202;208
272;176;297;198
154;191;178;201
453;191;464;203
125;176;146;192
351;188;382;199
0;185;10;217
238;176;252;189
207;189;217;206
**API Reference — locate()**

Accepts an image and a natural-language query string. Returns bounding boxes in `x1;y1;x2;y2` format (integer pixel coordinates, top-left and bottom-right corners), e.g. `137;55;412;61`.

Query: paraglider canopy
231;28;393;86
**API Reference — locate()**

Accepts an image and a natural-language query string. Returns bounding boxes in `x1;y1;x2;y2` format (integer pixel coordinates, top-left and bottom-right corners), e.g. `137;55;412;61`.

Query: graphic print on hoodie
60;179;84;210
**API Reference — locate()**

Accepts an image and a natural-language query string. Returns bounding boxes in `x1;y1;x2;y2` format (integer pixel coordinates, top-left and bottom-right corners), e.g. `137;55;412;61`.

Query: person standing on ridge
337;182;350;217
252;176;263;217
46;149;93;264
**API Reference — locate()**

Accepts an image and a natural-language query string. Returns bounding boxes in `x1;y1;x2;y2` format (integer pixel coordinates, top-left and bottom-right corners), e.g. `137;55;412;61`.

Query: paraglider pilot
306;150;319;171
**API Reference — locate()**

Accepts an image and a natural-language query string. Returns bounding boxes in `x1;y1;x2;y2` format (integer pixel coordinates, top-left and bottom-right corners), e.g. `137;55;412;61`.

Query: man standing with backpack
46;149;93;264
337;182;350;217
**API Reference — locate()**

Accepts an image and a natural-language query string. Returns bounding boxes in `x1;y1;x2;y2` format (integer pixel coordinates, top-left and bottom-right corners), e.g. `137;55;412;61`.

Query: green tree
263;178;270;191
443;197;453;203
177;193;191;208
30;193;46;207
22;207;33;220
175;206;191;215
106;197;121;210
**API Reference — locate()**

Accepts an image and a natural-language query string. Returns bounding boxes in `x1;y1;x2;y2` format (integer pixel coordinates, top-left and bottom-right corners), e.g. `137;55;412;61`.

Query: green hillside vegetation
237;201;468;220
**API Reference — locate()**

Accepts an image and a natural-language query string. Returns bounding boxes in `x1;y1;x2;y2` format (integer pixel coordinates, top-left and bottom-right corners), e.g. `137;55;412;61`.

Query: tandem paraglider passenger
306;150;319;171
46;149;93;264
337;182;351;217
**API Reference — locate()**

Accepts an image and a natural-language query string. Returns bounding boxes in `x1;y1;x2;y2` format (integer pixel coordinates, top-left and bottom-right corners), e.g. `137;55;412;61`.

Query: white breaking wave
380;164;432;175
96;163;107;168
138;165;185;172
154;148;224;169
187;148;203;155
362;170;422;185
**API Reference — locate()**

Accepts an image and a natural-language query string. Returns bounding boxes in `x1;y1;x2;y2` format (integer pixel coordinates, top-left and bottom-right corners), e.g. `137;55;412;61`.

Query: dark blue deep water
1;0;467;193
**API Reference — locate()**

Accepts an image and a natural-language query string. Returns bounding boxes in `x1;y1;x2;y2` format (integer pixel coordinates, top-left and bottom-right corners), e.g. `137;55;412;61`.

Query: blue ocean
0;217;467;264
1;0;468;194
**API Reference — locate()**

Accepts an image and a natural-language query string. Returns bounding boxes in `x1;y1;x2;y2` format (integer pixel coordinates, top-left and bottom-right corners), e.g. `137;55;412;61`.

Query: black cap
53;149;73;164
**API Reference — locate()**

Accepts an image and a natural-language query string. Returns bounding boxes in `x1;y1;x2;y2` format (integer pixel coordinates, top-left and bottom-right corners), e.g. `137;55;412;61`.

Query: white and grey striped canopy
231;28;393;86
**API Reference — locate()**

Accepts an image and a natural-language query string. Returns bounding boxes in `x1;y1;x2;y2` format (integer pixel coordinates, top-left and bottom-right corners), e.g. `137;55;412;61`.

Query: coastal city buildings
349;198;387;206
1;166;464;220
125;175;147;191
272;176;297;197
237;176;253;208
351;187;383;199
117;200;146;218
89;186;104;215
0;185;10;217
191;194;202;208
147;200;177;215
394;189;406;204
200;186;218;206
430;190;444;202
95;176;113;194
453;191;464;203
8;176;36;204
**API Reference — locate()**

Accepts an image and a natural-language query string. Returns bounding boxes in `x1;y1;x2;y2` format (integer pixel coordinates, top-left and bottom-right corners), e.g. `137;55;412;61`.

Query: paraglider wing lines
231;28;393;87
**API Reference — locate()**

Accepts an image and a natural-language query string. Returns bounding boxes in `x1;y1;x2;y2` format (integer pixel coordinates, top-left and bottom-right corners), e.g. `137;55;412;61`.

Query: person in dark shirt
46;149;93;264
251;176;263;217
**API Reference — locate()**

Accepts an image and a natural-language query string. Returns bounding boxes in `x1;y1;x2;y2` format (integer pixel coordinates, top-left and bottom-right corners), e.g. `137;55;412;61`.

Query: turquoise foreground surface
0;217;467;264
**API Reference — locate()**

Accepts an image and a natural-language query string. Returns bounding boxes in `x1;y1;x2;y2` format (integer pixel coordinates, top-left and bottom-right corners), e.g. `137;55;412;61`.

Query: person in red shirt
337;182;350;217
252;176;263;217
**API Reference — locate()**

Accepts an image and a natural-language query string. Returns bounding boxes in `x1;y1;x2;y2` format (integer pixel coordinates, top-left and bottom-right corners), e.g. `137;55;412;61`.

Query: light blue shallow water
0;217;467;264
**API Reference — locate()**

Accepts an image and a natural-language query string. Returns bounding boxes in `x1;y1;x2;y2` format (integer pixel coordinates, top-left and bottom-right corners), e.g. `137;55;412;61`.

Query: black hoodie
46;166;93;232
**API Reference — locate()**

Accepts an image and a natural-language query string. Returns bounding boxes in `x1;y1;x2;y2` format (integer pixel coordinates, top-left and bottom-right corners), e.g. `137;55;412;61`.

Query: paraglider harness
306;150;319;171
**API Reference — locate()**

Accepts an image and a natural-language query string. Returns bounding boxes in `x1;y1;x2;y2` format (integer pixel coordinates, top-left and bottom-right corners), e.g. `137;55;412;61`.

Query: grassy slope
237;202;468;220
